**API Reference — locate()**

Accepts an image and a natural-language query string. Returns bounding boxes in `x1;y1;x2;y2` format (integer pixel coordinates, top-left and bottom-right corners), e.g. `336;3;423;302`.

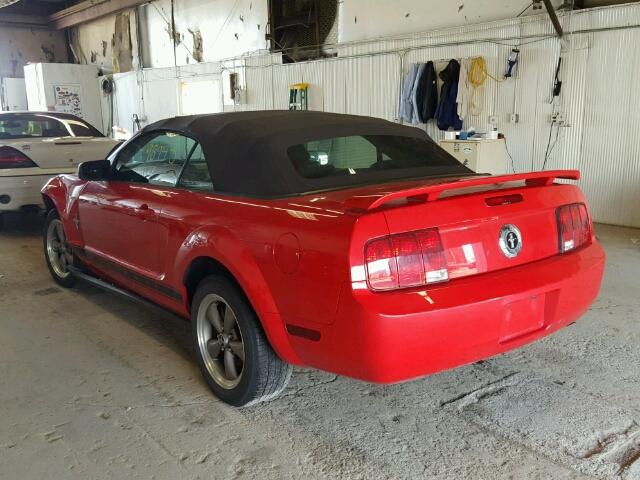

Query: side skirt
68;266;187;322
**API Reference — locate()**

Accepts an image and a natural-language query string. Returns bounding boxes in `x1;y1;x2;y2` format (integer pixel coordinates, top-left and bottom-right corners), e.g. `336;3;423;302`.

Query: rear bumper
289;241;605;383
0;174;56;211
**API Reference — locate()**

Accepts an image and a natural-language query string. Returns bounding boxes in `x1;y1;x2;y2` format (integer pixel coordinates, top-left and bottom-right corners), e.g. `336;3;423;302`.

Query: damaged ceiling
2;0;640;30
2;0;640;75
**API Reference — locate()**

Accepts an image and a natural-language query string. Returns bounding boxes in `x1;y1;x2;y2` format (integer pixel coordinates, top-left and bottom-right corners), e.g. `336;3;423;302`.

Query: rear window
0;114;103;139
288;135;469;180
65;118;104;137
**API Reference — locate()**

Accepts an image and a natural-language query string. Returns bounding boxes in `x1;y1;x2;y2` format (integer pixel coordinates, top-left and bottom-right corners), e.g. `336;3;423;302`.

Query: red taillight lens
416;229;449;284
556;203;592;253
365;237;398;290
0;147;38;169
391;234;424;287
365;228;448;291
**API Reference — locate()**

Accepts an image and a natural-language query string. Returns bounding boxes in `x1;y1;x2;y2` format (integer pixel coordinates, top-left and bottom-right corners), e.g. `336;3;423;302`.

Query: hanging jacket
434;59;463;131
456;58;471;121
410;63;426;124
415;61;438;122
399;63;420;123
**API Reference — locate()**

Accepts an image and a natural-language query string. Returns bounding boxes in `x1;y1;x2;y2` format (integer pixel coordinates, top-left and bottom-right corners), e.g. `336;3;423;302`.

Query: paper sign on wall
53;84;82;117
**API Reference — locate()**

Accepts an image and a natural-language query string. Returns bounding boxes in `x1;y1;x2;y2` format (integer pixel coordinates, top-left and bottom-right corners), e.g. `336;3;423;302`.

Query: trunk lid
313;170;585;286
5;137;119;170
369;170;581;279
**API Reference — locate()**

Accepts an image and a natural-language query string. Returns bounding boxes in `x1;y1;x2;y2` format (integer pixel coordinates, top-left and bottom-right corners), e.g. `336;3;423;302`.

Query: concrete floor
0;213;638;480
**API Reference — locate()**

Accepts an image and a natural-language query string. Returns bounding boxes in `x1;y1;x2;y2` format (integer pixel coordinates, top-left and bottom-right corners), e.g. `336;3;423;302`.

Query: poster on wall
53;84;83;117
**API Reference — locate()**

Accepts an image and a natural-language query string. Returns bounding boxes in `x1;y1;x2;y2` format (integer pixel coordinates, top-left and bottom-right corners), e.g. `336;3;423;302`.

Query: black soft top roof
144;111;445;197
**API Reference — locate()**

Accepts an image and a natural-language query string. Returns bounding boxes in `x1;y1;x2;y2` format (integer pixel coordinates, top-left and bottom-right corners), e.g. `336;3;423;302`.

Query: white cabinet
1;78;28;111
23;63;103;133
438;139;508;175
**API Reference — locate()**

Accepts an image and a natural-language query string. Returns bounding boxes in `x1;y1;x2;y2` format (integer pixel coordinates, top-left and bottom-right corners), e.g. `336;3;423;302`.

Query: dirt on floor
0;213;638;480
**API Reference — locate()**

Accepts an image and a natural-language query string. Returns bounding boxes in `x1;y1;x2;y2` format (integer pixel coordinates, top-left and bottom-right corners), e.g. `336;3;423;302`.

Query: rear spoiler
367;170;580;210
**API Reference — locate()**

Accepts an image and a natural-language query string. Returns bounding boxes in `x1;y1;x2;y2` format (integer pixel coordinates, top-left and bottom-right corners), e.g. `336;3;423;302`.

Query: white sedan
0;111;119;217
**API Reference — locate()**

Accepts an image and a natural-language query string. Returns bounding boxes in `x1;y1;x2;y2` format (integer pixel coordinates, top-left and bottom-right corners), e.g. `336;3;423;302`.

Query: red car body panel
42;169;605;382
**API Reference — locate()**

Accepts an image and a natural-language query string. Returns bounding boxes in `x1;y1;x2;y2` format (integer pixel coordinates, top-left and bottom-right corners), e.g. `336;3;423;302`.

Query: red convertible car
42;111;605;406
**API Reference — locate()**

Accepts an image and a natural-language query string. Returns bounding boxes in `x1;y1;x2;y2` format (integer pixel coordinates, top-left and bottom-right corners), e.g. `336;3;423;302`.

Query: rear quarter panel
159;191;357;363
168;192;356;326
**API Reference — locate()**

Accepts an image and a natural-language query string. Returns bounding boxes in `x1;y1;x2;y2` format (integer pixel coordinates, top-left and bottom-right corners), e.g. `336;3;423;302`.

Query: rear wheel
43;209;76;288
191;275;292;406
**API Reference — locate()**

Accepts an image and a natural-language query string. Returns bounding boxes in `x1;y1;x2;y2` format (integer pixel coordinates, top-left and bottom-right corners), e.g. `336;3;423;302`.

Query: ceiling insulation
0;0;21;8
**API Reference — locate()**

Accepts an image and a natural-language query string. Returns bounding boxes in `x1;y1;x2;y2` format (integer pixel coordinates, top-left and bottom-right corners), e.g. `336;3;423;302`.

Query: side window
114;131;196;186
177;144;214;191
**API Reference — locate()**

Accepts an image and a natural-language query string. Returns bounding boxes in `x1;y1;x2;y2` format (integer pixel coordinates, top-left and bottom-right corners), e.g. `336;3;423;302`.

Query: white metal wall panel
577;29;640;227
553;35;589;173
109;71;141;133
297;60;325;111
244;65;273;111
321;58;347;114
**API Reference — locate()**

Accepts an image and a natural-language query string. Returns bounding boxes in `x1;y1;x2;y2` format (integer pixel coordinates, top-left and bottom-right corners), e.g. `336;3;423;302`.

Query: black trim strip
68;266;187;320
76;248;183;302
286;324;321;341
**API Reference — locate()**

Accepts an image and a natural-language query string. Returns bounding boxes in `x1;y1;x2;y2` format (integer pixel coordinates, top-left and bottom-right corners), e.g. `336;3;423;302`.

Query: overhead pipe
542;0;564;37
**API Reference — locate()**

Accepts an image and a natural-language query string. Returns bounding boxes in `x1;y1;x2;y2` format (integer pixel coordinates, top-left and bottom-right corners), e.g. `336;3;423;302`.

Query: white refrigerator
24;63;104;133
1;78;28;111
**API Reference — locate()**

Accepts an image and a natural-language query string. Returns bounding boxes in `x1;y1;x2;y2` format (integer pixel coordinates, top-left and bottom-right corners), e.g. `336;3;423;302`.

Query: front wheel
191;275;292;406
43;209;76;288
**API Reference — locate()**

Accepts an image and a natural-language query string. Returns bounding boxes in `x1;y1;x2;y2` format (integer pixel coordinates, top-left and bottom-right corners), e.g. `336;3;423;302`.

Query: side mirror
79;160;111;181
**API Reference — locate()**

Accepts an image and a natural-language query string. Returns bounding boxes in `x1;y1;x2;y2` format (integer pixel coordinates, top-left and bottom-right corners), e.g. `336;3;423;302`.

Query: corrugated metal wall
111;4;640;227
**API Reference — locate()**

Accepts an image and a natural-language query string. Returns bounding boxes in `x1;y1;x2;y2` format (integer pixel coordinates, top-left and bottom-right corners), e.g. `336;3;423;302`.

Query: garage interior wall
92;0;559;69
138;0;268;67
336;0;562;43
0;24;67;79
97;4;639;228
69;10;140;73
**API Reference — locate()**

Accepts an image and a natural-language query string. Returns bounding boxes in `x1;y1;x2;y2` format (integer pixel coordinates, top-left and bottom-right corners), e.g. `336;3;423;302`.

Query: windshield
0;114;103;139
288;135;471;182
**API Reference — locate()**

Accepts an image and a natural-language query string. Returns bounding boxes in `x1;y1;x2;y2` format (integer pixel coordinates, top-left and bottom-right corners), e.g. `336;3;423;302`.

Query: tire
191;275;292;407
43;209;77;288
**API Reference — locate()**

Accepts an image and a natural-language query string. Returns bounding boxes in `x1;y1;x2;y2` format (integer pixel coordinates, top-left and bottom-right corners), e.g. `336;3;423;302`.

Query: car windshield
0;114;103;139
287;135;471;182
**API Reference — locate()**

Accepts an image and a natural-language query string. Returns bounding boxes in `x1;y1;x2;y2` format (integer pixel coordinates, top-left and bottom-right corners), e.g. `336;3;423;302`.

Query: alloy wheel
196;294;245;389
46;219;73;279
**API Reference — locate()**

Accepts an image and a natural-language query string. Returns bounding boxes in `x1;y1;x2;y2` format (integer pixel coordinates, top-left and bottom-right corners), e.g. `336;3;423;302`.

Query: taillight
416;229;449;283
365;237;398;290
364;228;448;291
556;203;592;253
0;147;38;169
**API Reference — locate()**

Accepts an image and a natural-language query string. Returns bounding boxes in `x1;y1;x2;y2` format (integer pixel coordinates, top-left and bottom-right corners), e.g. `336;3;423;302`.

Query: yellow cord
467;57;504;115
469;57;504;85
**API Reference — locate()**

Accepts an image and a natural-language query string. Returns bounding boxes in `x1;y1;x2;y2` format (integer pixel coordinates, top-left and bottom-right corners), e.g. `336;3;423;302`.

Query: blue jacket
399;64;419;123
434;60;463;131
